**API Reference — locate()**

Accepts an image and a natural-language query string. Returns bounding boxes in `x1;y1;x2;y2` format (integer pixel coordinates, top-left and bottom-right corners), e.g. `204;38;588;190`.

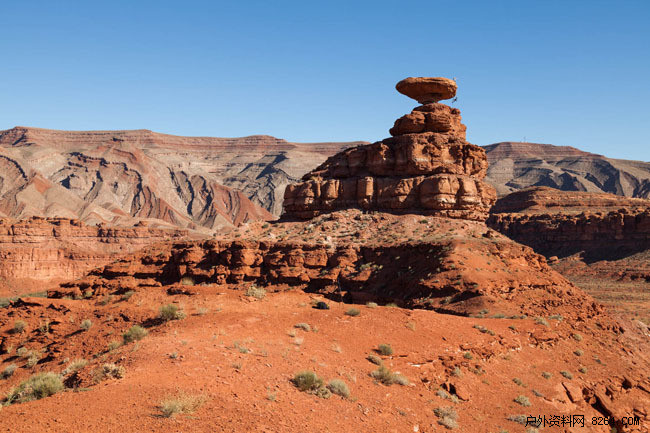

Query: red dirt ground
0;288;648;433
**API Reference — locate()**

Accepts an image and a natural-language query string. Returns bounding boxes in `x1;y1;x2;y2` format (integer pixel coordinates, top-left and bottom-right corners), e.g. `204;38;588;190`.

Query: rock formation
52;210;604;321
488;187;650;259
490;186;650;214
487;187;650;324
0;216;190;296
283;78;496;220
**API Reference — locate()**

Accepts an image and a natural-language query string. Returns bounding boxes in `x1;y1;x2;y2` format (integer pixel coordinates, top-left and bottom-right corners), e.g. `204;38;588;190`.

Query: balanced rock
282;77;496;221
395;77;457;104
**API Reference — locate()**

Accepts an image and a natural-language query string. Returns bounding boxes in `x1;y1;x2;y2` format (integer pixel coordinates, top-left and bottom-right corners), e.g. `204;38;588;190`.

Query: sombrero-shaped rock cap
396;77;457;104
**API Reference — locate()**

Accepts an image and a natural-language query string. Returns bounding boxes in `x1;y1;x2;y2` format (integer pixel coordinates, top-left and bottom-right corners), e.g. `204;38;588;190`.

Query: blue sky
1;1;648;160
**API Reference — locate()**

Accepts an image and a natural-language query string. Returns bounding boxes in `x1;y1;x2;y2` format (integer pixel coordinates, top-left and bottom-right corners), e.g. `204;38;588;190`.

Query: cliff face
487;187;650;260
0;127;360;223
0;217;189;296
483;142;650;198
52;210;602;322
283;78;496;221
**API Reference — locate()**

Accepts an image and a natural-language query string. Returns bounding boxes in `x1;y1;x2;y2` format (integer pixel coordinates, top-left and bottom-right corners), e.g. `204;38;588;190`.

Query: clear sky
1;1;648;161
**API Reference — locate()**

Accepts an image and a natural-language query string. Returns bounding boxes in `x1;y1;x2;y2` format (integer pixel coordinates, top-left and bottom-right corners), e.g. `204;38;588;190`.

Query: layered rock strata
0;127;360;220
488;188;650;259
483;142;650;198
51;211;606;322
283;78;496;220
0;217;190;295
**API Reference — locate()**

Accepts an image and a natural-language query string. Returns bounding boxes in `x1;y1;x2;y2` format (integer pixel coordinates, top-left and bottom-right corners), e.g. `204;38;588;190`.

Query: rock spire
283;77;496;220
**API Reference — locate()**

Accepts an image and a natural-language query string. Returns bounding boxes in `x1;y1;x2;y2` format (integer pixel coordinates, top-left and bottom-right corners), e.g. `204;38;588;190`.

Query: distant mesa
395;77;457;104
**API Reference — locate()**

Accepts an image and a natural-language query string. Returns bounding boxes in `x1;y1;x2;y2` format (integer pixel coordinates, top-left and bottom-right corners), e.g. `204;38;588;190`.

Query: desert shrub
313;386;331;399
473;324;495;335
532;389;544;398
121;291;135;301
452;367;462;377
63;358;88;375
572;333;583;341
327;379;350;398
514;395;531;407
370;365;408;386
560;370;573;379
107;340;122;351
159;392;206;418
366;302;378;308
367;354;383;365
233;341;250;353
26;353;40;368
377;343;393;356
512;377;524;386
245;285;266;299
97;363;125;381
293;371;323;392
463;352;473;360
159;304;186;321
541;371;552;379
80;319;92;331
345;308;361;317
294;323;311;332
292;371;331;398
393;374;409;385
1;364;17;379
434;406;458;429
579;366;587;373
38;320;51;334
5;372;63;404
16;347;30;358
534;317;549;327
574;349;583;356
123;325;148;343
13;320;27;334
436;388;460;403
507;414;527;425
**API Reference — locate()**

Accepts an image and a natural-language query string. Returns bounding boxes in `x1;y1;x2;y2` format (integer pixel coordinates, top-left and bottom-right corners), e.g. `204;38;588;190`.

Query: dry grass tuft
159;392;206;418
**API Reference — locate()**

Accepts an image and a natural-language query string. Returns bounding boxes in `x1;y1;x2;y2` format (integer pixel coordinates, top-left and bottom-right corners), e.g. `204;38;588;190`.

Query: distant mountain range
1;127;647;231
483;142;650;198
0;127;362;231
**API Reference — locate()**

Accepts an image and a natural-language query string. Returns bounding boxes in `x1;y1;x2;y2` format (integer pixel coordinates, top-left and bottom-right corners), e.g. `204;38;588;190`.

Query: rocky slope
487;187;650;324
0;217;191;297
0;127;360;224
483;142;650;198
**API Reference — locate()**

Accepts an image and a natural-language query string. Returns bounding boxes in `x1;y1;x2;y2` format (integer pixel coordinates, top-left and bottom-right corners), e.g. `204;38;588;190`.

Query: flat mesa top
396;77;457;104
